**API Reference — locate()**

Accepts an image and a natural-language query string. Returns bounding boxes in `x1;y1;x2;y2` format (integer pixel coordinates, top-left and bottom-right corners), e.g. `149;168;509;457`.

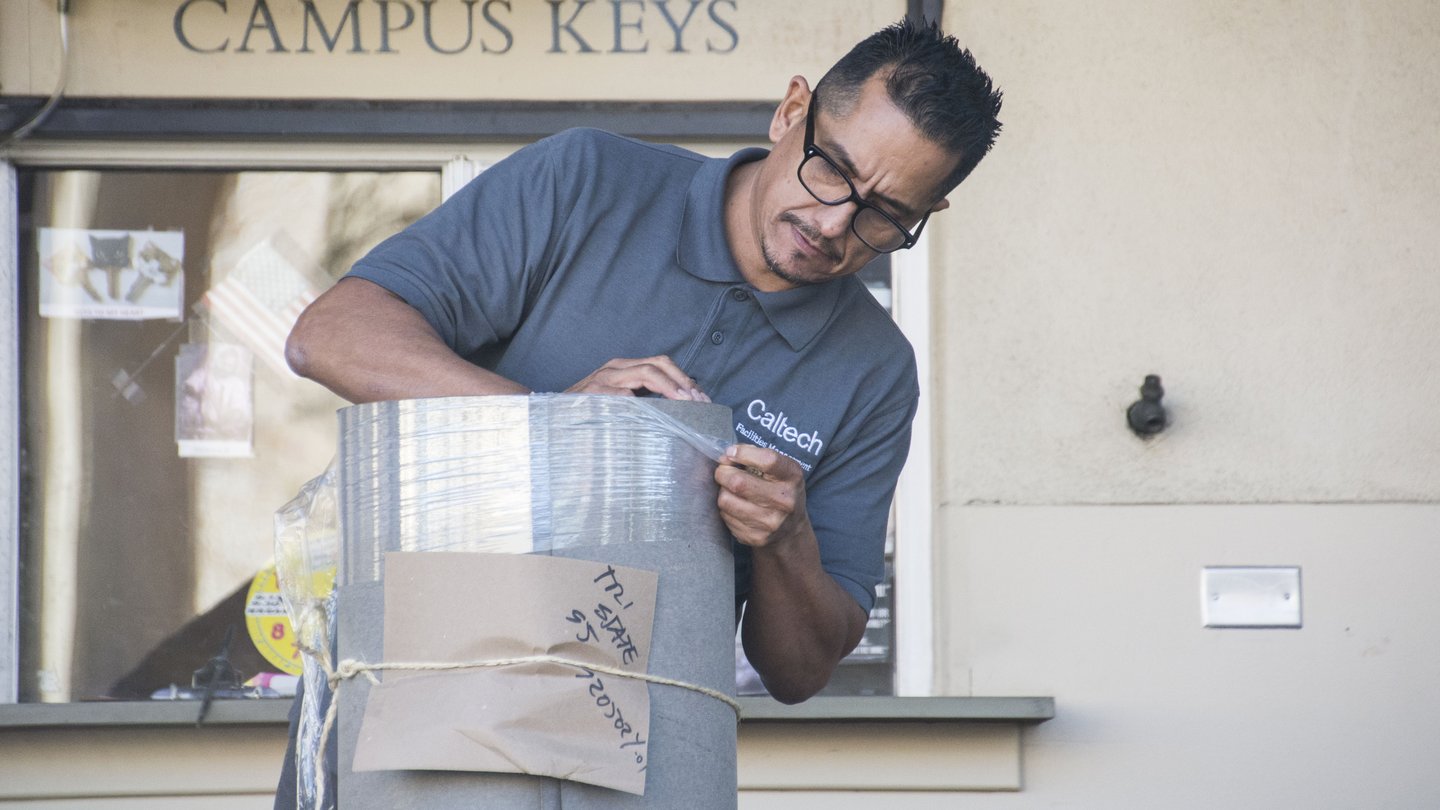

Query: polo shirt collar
677;147;843;352
751;283;841;352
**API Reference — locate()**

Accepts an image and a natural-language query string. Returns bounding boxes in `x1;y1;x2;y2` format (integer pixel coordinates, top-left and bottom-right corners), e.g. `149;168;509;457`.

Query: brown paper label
352;552;658;795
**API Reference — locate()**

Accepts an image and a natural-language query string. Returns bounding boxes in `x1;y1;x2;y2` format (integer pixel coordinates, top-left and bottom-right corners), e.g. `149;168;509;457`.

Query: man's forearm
717;445;869;704
740;522;867;704
286;277;528;404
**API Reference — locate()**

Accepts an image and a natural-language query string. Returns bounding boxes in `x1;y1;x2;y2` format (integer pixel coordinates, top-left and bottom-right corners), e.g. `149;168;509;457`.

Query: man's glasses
798;91;929;254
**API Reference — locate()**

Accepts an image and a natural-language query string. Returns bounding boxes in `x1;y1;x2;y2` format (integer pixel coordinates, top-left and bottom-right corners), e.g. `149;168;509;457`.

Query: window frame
2;161;18;703
890;232;935;697
0;138;936;703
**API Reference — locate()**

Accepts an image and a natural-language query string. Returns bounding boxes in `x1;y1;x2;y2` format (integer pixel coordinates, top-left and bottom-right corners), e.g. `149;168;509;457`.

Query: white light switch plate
1201;566;1302;628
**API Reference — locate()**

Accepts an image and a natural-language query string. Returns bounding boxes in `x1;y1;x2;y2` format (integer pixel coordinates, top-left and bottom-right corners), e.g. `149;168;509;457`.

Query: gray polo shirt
348;128;918;614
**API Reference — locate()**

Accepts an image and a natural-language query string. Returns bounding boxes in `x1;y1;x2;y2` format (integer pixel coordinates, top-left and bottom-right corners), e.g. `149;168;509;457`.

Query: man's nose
812;201;855;240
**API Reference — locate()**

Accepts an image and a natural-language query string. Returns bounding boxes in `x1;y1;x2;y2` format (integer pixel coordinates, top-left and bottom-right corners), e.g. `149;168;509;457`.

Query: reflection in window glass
17;169;439;702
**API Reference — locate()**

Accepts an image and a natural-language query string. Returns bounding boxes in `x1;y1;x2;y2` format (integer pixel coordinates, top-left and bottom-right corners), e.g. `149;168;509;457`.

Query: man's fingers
606;355;682;372
723;443;801;481
716;463;798;513
576;356;709;401
625;355;711;402
584;384;638;397
602;363;694;399
715;461;810;550
606;355;690;382
716;488;788;542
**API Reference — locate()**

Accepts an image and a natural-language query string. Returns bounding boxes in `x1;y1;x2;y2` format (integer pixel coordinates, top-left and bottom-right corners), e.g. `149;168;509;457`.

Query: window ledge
0;695;1053;729
739;696;1054;723
0;699;294;728
736;697;1053;792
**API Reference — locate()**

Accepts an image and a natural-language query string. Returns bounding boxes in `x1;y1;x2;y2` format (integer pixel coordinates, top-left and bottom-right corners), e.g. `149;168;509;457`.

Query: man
287;18;999;708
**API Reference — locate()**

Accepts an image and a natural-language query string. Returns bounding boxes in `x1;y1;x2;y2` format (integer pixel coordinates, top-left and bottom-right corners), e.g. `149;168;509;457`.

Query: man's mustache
780;212;842;261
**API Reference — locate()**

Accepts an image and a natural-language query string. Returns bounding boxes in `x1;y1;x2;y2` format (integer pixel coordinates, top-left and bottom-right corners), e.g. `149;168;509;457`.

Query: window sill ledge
739;695;1054;723
0;695;1053;729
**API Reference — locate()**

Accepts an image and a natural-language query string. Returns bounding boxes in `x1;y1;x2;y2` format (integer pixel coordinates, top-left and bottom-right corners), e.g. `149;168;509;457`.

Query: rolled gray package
334;395;737;810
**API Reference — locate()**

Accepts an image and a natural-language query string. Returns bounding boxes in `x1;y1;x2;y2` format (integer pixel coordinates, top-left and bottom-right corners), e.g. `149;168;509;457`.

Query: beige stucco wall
0;722;1025;806
0;0;903;102
927;2;1440;807
941;505;1440;807
938;0;1440;504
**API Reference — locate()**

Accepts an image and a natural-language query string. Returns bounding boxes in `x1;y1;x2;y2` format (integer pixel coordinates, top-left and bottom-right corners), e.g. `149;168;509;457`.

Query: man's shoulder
788;276;917;423
541;127;707;171
831;277;917;373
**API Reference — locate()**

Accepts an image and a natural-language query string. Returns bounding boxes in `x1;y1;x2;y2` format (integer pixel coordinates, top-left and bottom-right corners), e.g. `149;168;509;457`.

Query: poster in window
200;236;319;377
37;227;185;320
175;343;254;458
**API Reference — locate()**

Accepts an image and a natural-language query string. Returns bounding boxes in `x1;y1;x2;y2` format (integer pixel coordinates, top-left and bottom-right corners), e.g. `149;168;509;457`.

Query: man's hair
815;19;1003;194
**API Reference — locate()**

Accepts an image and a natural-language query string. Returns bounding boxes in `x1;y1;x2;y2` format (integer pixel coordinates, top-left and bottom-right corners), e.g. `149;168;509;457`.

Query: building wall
938;0;1440;505
0;722;1027;807
931;1;1440;806
0;0;902;102
942;505;1440;808
5;0;1439;805
940;0;1440;505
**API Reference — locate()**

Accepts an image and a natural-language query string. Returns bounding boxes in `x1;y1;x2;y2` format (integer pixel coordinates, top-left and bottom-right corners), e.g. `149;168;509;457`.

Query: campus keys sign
172;0;739;56
0;0;904;101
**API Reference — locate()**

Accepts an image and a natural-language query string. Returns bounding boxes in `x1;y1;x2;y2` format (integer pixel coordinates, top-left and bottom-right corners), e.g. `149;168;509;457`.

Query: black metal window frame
0;97;777;145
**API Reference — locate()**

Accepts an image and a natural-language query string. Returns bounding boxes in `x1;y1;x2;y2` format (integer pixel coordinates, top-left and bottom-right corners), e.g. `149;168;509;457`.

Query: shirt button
731;289;750;302
710;330;725;345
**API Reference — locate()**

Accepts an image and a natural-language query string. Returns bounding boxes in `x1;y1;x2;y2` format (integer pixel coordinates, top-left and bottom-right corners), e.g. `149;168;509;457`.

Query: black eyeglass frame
798;91;930;253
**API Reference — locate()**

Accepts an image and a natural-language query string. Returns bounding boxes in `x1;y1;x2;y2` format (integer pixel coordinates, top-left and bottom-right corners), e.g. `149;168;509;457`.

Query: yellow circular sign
244;565;303;676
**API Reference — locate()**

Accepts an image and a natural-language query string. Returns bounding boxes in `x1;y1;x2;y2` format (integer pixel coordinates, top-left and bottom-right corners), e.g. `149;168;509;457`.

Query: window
3;140;935;704
13;166;439;702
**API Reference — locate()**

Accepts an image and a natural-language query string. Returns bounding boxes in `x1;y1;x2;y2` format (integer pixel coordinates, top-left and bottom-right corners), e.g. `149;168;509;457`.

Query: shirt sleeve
344;133;569;359
803;383;919;615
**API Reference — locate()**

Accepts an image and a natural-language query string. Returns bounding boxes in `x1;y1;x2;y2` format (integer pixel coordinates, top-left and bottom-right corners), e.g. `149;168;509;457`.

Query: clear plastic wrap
275;394;737;810
273;462;340;810
337;395;733;586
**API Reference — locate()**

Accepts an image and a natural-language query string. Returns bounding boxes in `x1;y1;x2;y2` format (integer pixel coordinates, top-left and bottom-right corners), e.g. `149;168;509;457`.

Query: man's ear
769;76;812;145
928;198;952;214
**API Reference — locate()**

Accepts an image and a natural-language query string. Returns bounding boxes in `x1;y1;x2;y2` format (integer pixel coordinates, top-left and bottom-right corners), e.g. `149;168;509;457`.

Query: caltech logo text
746;399;823;456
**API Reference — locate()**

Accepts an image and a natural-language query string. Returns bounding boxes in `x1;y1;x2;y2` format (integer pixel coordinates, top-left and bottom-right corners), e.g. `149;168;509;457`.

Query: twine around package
274;394;740;810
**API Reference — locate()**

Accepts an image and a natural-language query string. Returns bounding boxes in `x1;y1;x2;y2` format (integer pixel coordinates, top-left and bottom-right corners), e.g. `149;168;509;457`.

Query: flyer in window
200;236;319;377
37;228;185;320
175;343;254;458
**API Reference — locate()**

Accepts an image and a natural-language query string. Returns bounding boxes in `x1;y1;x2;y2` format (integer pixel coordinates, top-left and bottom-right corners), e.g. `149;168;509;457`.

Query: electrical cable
0;5;70;148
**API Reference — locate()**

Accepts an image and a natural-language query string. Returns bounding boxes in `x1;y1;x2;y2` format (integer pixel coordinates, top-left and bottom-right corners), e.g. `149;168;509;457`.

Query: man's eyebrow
824;138;922;221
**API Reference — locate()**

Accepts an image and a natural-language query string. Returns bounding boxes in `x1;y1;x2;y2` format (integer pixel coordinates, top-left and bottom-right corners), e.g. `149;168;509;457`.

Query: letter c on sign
747;399;765;420
175;0;230;53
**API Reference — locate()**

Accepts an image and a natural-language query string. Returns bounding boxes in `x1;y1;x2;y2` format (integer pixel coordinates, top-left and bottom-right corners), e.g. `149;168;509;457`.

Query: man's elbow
285;318;315;379
763;672;830;706
753;647;845;705
285;304;330;381
748;597;867;704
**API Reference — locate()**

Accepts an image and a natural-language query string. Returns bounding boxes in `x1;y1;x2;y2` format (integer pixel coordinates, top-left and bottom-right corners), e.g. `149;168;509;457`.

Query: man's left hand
715;444;810;549
717;443;865;704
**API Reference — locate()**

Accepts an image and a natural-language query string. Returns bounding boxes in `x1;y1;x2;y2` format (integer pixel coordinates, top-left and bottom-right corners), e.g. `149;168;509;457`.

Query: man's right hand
565;356;711;401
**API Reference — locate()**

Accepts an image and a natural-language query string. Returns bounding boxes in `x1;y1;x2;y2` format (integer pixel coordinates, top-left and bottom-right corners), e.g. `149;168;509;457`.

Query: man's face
749;74;959;291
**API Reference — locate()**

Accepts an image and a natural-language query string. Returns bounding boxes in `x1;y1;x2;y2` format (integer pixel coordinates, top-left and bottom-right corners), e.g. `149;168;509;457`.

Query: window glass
16;168;439;702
